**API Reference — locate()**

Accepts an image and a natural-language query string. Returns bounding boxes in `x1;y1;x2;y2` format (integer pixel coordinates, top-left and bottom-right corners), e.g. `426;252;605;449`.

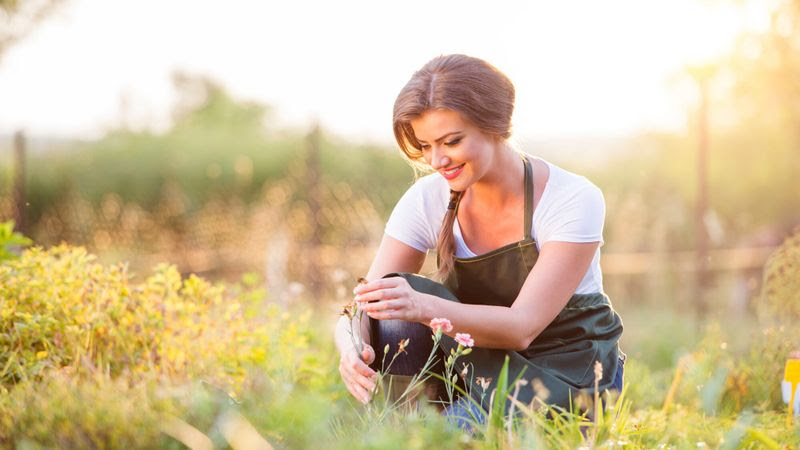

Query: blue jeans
443;356;626;431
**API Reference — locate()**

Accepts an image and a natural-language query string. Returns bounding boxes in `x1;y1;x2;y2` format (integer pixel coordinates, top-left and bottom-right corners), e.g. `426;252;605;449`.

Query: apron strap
449;153;535;241
521;154;534;240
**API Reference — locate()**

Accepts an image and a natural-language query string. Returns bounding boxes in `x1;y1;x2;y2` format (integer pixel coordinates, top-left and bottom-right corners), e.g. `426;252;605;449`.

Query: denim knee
368;317;438;376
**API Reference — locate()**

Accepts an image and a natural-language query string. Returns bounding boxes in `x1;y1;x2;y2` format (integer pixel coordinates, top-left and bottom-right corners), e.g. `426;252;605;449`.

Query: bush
0;244;325;390
0;244;337;447
758;226;800;324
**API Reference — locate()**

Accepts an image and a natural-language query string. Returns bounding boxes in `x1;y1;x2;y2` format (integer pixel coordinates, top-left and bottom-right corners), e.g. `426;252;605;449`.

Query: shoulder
384;172;449;252
533;159;605;244
402;172;450;209
537;159;604;208
540;159;601;195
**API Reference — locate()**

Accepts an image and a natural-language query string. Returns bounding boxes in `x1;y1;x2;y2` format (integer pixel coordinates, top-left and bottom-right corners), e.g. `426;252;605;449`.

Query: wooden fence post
12;130;27;234
695;76;710;323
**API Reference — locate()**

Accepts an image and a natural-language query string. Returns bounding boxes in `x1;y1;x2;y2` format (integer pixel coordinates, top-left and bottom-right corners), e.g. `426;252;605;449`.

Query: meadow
0;223;798;448
1;56;799;447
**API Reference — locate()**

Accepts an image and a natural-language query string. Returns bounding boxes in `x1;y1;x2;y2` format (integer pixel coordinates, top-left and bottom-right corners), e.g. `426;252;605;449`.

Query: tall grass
1;235;799;448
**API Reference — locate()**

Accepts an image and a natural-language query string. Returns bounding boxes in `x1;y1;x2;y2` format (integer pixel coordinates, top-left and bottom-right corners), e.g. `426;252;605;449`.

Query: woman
334;54;624;419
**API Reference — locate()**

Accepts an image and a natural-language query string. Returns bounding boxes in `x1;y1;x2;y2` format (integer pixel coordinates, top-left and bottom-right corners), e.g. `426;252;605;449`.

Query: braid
435;190;464;281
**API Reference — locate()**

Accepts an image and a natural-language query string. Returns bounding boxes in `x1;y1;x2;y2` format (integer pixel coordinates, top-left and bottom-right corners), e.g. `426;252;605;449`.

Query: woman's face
410;109;499;192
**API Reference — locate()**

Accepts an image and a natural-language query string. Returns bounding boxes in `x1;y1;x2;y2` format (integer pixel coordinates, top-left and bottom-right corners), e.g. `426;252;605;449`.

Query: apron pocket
526;339;600;388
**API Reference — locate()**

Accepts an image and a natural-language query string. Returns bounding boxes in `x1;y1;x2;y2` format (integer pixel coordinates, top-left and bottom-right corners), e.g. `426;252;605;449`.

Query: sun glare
0;0;770;141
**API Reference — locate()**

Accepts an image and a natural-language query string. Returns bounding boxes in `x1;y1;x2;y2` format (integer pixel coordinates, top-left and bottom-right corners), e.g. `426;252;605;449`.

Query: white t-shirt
384;157;605;295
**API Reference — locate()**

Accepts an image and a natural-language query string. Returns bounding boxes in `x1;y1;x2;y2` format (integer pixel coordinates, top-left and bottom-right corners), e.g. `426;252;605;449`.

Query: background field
2;0;800;448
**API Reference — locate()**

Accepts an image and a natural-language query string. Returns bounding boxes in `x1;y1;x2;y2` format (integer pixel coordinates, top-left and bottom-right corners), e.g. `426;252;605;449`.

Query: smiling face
410;108;500;192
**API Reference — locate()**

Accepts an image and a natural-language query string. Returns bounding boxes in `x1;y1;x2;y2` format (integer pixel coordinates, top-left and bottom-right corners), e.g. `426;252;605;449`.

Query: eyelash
420;137;462;151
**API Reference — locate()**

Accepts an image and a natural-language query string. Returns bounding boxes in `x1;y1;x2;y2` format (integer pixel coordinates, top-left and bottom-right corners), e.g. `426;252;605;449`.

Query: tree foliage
0;0;66;59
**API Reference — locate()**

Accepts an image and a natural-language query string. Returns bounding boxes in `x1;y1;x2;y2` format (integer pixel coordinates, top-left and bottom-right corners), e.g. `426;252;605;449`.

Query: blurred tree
170;72;271;132
729;0;800;135
0;0;67;59
716;0;800;239
591;0;800;253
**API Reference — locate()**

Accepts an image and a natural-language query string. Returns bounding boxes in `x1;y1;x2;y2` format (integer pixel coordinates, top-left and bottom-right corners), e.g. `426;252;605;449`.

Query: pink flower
455;333;474;348
429;317;453;333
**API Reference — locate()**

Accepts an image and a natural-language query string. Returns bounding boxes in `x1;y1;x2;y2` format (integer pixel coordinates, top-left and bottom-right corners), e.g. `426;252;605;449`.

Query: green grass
1;243;799;448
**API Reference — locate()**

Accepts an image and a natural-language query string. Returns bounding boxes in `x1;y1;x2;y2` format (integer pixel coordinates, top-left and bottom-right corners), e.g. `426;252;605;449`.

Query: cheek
465;143;494;173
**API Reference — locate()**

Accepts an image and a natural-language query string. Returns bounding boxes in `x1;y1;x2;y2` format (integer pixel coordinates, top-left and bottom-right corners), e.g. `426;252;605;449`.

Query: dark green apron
389;155;623;413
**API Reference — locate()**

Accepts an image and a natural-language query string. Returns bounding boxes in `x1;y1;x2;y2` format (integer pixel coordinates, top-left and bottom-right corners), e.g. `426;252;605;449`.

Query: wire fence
0;132;778;313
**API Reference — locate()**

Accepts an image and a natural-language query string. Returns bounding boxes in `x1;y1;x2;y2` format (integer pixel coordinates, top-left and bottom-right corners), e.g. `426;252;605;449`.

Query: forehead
410;109;469;141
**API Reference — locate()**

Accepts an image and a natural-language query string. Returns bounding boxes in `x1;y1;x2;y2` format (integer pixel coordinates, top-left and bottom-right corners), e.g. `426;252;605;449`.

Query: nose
430;146;451;170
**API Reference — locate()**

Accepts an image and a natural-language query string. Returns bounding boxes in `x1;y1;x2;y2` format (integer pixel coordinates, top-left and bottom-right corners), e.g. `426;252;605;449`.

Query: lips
441;164;465;180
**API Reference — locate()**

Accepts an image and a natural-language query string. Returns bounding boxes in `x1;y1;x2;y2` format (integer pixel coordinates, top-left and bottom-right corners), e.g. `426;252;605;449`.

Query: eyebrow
417;131;463;144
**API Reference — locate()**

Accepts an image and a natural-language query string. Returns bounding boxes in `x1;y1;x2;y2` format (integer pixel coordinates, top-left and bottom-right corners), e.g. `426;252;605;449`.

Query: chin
447;179;470;193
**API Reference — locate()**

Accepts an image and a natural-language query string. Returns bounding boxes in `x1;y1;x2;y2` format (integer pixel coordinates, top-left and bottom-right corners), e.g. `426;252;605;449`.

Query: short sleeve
384;179;441;253
538;184;605;245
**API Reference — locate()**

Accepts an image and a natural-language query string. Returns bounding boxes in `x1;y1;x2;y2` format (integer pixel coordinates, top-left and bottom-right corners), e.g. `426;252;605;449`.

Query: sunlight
0;0;771;141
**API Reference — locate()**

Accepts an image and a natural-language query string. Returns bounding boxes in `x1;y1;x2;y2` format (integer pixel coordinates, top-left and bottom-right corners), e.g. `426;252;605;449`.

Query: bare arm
334;234;426;353
335;234;426;404
403;241;599;350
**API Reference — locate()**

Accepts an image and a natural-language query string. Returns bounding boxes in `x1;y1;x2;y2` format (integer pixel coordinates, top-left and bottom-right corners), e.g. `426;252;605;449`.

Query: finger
352;358;377;378
346;380;370;404
355;373;377;392
361;345;376;365
355;287;403;303
344;352;375;378
359;298;402;312
353;277;402;295
366;310;396;321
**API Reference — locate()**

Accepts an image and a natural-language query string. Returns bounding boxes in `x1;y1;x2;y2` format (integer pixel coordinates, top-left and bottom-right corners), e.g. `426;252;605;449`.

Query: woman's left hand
354;277;426;322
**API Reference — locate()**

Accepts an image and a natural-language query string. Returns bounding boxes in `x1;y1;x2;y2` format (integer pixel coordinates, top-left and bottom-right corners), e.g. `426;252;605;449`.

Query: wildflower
594;360;603;382
397;338;410;354
429;317;453;333
476;376;493;392
460;363;469;380
455;333;474;348
340;301;355;319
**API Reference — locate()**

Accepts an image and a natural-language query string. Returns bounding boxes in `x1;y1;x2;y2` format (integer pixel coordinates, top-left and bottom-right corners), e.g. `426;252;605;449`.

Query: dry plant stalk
340;277;369;360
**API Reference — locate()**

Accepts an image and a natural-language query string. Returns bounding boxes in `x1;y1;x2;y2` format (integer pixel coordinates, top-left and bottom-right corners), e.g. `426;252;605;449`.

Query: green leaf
0;220;33;262
489;355;510;432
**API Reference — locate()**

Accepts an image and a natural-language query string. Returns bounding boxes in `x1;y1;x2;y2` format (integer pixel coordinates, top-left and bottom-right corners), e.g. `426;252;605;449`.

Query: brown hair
392;54;516;281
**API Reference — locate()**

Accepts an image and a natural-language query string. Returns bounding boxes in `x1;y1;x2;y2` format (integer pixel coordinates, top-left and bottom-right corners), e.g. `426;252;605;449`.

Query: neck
466;143;525;208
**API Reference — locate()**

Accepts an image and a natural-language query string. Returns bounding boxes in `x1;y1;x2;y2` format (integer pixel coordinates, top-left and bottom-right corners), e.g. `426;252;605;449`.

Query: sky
0;0;772;144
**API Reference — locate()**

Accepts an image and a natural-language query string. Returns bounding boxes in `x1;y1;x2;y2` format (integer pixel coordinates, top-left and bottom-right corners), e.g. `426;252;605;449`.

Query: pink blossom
429;317;453;333
455;333;474;348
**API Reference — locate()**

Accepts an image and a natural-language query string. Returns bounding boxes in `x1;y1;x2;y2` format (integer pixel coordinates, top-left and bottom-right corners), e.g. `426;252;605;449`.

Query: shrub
0;244;321;390
758;226;800;324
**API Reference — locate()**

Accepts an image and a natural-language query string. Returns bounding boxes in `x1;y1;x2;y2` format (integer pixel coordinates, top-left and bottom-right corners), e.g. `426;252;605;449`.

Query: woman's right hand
339;343;378;404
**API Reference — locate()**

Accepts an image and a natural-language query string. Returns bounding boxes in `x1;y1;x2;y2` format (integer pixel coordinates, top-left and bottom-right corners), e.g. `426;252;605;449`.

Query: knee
369;318;436;375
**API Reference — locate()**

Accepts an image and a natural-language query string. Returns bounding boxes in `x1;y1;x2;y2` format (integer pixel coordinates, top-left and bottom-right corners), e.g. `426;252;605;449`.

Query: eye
419;144;431;151
444;137;462;146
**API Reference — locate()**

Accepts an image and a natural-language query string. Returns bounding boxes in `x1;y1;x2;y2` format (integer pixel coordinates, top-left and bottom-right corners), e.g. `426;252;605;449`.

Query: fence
0;131;778;313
